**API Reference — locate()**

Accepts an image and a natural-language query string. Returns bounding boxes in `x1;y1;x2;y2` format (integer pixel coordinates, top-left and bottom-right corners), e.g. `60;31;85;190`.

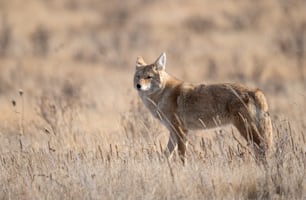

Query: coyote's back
134;52;273;162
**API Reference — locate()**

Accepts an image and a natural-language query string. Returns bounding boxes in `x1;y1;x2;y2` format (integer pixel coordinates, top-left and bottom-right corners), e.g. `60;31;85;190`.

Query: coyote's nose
136;84;141;90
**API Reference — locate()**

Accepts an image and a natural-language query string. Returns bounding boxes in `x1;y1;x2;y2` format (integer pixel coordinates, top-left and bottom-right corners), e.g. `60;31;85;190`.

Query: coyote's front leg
165;131;178;158
165;125;188;163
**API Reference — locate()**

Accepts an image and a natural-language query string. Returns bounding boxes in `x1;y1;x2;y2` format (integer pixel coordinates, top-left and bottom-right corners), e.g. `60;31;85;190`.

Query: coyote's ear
136;56;146;68
155;52;166;71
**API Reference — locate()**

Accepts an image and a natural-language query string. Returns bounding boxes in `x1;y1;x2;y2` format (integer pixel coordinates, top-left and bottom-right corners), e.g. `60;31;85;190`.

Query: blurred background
0;0;305;152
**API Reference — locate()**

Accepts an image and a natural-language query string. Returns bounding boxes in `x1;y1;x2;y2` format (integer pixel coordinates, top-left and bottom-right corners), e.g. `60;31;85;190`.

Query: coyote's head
134;52;167;94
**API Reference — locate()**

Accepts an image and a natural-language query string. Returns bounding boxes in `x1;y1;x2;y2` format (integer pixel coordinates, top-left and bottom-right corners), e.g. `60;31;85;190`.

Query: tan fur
134;53;273;162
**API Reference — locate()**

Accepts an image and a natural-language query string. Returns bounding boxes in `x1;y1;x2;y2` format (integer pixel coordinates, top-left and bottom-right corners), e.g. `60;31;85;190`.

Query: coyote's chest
140;94;172;120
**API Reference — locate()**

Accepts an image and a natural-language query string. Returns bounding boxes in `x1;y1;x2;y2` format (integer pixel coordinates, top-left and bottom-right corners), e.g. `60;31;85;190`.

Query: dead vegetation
0;100;305;199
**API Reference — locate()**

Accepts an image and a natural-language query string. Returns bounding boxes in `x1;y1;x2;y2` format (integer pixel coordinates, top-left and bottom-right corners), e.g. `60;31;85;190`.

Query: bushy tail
253;89;273;150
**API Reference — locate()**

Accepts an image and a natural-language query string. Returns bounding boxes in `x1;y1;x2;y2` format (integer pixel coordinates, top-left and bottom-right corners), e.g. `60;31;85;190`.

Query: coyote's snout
134;52;273;163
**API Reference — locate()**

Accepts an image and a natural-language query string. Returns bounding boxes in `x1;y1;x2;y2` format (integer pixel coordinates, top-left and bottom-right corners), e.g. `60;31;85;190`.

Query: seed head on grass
19;89;24;96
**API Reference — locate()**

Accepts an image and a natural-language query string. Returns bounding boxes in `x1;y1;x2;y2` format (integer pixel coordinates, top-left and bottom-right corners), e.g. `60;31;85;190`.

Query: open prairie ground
0;0;305;199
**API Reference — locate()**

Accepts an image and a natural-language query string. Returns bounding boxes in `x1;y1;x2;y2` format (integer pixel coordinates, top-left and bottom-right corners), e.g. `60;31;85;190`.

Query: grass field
0;0;305;199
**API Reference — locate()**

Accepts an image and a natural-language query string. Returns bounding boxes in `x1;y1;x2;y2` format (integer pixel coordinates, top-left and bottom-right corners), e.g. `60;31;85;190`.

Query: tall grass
0;98;305;199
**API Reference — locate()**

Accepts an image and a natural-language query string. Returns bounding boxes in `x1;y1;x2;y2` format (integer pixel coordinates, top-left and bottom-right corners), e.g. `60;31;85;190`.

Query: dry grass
0;0;305;199
0;101;305;199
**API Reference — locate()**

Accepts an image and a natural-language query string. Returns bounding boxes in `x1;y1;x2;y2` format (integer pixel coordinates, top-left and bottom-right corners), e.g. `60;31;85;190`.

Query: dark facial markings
146;74;153;79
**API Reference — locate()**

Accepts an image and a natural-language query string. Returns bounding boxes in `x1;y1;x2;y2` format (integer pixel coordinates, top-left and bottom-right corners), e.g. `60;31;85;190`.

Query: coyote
134;53;272;162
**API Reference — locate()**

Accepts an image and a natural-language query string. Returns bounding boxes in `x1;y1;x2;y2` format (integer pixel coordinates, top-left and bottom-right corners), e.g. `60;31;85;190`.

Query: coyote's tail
253;89;273;150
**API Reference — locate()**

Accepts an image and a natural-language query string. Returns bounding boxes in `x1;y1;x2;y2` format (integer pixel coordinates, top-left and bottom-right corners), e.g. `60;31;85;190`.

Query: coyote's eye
146;75;153;79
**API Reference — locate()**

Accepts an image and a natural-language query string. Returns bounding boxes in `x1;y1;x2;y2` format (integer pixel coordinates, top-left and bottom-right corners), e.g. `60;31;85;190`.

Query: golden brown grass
0;100;305;199
0;0;305;199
